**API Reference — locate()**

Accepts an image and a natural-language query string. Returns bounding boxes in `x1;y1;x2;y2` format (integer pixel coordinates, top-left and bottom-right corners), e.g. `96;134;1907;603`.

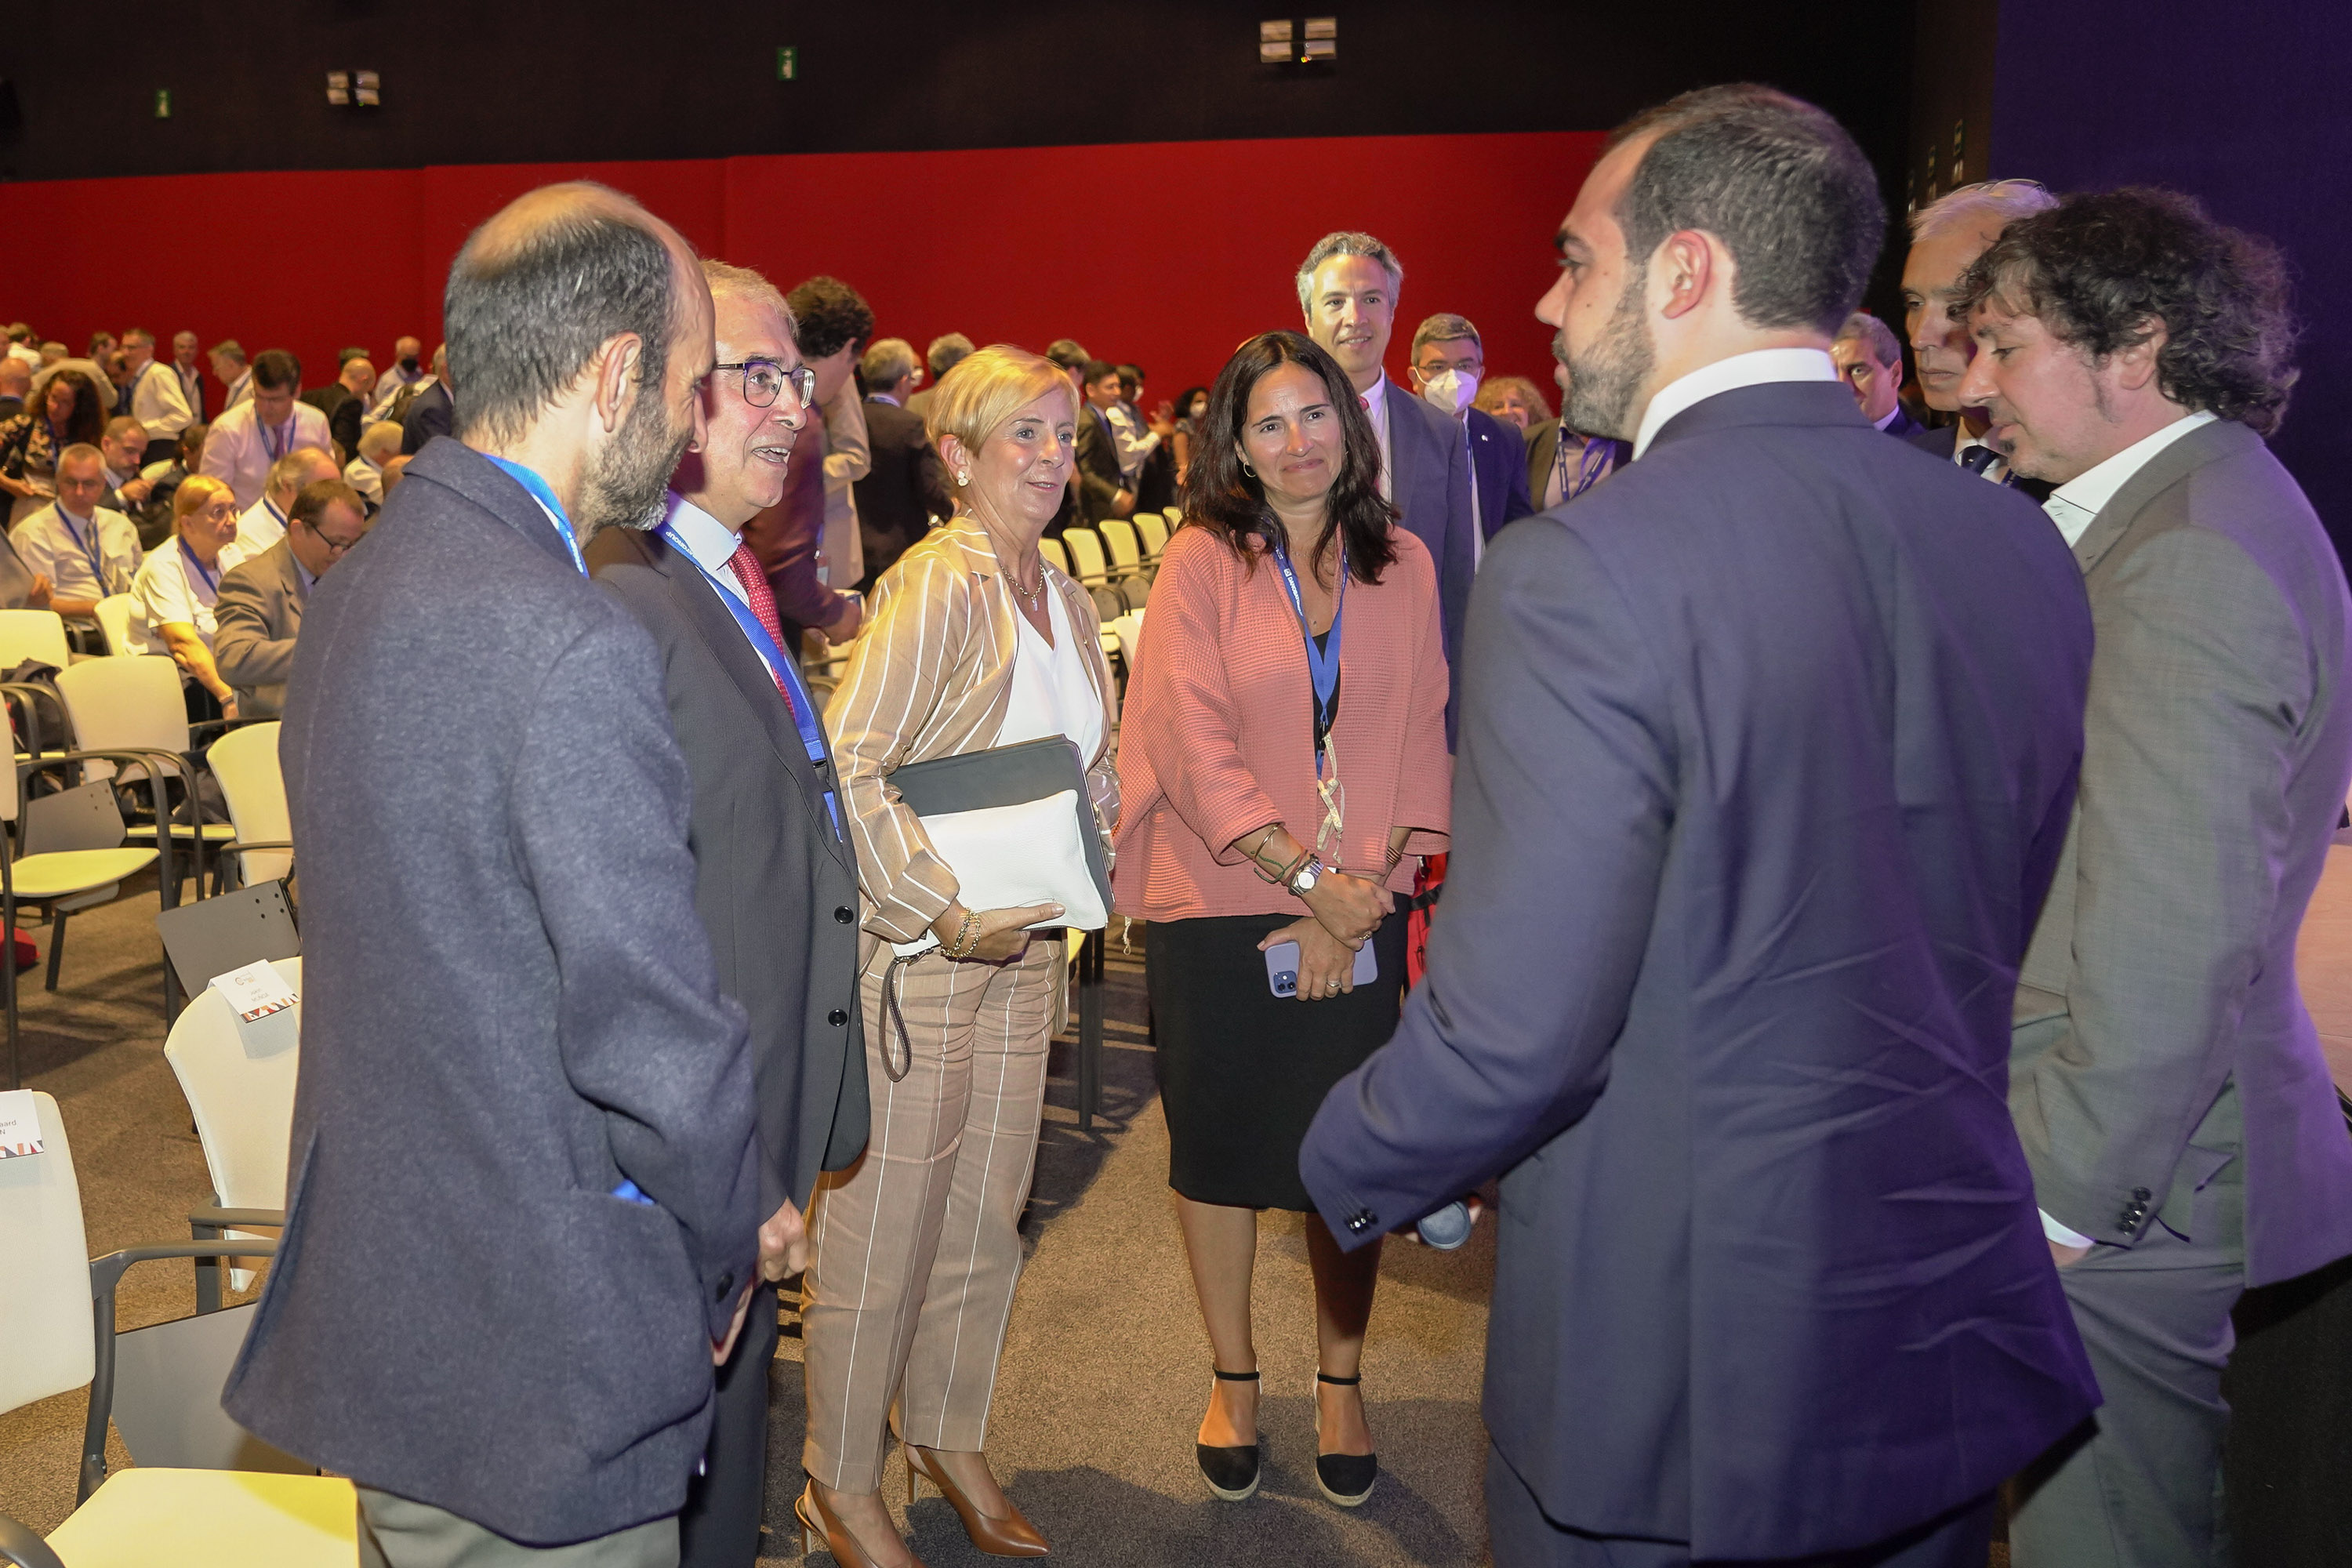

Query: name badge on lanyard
1271;532;1347;858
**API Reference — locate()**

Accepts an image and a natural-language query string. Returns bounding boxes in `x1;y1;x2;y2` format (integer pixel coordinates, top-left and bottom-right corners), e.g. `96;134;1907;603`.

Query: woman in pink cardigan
1114;330;1450;1511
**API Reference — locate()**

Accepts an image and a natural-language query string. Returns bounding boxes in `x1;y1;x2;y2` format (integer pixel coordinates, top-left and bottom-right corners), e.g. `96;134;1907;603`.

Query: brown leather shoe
904;1443;1050;1557
797;1483;927;1567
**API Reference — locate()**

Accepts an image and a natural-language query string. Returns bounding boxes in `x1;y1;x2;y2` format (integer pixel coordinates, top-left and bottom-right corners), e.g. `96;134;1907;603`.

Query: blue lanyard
482;456;588;576
261;499;288;539
57;509;107;585
1270;532;1346;776
180;539;219;597
260;414;294;462
1558;434;1614;501
653;519;844;839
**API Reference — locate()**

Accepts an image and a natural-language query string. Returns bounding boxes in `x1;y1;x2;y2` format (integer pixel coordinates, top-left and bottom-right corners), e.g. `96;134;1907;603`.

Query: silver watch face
1291;861;1319;893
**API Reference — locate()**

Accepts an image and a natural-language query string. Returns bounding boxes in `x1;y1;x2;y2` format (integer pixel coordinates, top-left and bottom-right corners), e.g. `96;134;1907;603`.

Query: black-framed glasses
714;359;816;411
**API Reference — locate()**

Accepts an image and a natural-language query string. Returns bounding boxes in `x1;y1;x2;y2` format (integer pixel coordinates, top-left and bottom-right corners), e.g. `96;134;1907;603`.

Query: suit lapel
2071;419;2257;576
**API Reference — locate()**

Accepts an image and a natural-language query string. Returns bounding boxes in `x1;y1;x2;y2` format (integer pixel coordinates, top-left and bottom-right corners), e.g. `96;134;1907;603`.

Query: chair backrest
208;722;291;887
165;956;303;1213
0;1091;97;1416
1063;527;1109;583
93;594;137;656
1110;610;1146;669
1098;518;1142;572
54;654;190;757
1037;536;1071;578
1133;510;1170;557
0;609;71;670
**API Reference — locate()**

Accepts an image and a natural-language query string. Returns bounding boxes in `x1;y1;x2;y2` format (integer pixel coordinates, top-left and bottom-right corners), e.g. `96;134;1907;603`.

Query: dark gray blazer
1301;381;2100;1558
212;537;307;718
1381;375;1475;742
2013;417;2352;1287
223;438;761;1547
589;524;869;1215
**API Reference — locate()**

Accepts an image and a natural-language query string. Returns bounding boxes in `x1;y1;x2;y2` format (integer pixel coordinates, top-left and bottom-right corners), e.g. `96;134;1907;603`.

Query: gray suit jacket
212;537;307;718
223;438;760;1546
589;524;869;1214
1381;376;1474;742
2012;417;2352;1287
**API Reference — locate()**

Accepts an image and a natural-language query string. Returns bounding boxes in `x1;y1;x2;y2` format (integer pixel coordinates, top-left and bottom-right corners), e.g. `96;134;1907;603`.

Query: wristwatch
1285;857;1325;897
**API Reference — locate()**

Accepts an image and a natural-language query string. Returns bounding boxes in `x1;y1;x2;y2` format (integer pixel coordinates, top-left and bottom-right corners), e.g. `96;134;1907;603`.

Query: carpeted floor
0;892;1500;1565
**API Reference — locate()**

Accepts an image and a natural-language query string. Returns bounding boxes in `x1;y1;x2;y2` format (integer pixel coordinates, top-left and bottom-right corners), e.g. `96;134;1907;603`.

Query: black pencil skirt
1147;911;1409;1212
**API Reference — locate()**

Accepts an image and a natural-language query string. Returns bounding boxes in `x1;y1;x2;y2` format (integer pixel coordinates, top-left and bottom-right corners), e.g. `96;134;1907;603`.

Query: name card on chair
0;1088;44;1157
210;959;299;1023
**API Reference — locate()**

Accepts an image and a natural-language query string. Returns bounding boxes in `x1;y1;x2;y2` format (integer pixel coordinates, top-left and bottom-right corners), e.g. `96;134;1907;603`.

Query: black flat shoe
1313;1372;1377;1507
1196;1367;1260;1501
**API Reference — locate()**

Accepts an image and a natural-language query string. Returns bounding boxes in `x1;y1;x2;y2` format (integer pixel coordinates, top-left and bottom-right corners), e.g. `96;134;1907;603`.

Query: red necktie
726;540;798;712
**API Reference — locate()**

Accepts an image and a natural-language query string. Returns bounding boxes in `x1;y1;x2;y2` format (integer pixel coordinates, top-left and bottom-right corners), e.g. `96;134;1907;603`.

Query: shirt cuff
2040;1207;2095;1249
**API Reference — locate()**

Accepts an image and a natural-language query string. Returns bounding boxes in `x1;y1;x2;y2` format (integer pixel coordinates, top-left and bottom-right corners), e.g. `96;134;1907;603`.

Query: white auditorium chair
1037;536;1072;579
1059;528;1127;624
166;955;300;1310
52;656;236;900
205;722;292;891
0;610;72;671
1132;509;1171;564
91;595;136;658
1096;519;1152;609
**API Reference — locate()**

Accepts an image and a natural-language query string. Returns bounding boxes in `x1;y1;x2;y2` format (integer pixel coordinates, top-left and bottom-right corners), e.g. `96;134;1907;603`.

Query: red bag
1405;852;1446;988
8;928;37;974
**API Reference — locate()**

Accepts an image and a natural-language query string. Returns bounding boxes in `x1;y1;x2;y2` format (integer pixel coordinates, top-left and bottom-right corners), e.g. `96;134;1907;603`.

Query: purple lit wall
1991;2;2352;565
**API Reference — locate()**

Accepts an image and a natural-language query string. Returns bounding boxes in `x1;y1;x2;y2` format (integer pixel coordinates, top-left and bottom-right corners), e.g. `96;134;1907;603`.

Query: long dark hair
1179;330;1396;586
46;370;107;446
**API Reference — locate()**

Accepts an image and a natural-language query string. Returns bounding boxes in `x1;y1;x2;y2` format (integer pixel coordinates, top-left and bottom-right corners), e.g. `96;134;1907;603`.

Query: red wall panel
6;132;1603;419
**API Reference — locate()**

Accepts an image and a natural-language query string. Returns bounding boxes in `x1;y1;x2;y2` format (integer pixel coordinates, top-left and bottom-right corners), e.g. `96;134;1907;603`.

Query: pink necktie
726;540;799;713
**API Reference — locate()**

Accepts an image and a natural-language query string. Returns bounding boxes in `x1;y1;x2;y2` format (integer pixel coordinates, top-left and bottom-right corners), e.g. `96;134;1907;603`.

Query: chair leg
43;910;65;993
5;893;18;1091
193;1205;222;1315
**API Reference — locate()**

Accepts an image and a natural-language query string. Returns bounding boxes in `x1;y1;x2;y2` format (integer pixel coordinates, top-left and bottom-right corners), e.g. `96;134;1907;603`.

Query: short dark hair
1045;339;1091;372
1081;359;1119;387
1953;187;2299;437
1180;330;1398;588
1607;84;1884;335
444;185;679;447
292;477;365;528
785;276;874;362
251;349;303;394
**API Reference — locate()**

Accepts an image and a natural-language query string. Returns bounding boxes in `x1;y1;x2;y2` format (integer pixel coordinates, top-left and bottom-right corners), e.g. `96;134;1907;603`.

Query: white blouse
998;583;1104;761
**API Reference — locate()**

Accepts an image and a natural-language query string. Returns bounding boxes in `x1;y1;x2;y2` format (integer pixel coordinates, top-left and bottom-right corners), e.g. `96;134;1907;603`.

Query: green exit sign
776;45;798;81
154;89;171;118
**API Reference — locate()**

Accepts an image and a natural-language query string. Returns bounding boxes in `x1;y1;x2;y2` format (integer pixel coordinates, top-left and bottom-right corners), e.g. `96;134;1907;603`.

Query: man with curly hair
1958;188;2352;1567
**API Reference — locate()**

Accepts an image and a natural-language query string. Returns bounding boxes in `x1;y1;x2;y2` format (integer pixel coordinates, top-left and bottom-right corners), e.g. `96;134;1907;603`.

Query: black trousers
677;1280;779;1568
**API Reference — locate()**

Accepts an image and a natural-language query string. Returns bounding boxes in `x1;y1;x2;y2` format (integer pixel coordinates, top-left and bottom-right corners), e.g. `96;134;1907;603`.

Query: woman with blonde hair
129;474;244;719
800;344;1116;1567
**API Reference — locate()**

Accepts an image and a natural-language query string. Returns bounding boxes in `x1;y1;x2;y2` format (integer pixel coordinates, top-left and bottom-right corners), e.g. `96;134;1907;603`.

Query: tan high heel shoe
797;1483;927;1568
903;1443;1050;1557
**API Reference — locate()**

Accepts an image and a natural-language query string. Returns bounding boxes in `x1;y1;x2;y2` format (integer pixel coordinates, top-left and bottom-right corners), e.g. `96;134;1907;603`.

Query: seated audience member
1170;384;1210;481
345;419;403;511
138;422;209;547
121;328;194;459
2;368;107;526
1114;329;1450;1512
102;349;134;413
0;528;53;611
215;477;370;720
3;324;36;367
201;350;331;509
100;416;157;514
852;336;953;589
210;339;253;411
172;330;205;420
1472;374;1551;434
377;452;411;503
233;448;343;565
1076;359;1137;522
303;353;377;459
18;444;143;622
0;357;29;422
906;332;973;422
397;343;454;454
1831;311;1919;436
38;343;67;368
784;275;874;592
365;336;429;418
1409;312;1533;547
1901;178;2059;483
129;474;241;718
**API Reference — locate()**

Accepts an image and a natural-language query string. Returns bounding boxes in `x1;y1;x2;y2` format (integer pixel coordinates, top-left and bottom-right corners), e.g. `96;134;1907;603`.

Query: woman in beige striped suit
802;345;1117;1568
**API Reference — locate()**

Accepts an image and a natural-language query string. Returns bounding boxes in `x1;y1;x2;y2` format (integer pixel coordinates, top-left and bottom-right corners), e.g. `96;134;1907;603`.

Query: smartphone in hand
1265;938;1377;997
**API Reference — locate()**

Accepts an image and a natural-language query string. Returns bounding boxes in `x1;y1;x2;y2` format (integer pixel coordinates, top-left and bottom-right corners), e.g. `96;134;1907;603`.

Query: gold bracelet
946;910;979;958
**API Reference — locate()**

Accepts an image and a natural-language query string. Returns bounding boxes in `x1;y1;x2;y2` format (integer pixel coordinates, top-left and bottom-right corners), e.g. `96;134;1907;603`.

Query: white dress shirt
1105;401;1162;481
1360;376;1394;500
176;361;205;421
662;490;755;612
222;369;253;411
345;455;385;508
128;358;194;441
199;398;332;510
14;503;143;603
231;496;291;566
1632;347;1841;459
129;538;223;655
2039;411;2219;548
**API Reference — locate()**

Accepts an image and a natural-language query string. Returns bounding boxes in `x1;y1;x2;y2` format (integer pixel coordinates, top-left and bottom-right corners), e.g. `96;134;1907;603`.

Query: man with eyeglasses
214;477;374;720
587;257;869;1568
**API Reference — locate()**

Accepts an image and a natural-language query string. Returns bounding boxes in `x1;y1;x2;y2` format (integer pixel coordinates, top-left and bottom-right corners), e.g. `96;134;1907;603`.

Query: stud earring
956;470;971;486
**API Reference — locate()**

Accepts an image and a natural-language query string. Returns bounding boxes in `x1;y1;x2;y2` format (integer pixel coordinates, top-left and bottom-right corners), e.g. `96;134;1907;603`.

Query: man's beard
577;382;693;540
1559;260;1655;441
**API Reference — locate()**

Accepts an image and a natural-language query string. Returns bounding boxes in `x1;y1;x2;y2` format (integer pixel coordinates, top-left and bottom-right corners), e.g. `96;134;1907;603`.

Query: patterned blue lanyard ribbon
653;519;843;840
1270;533;1346;777
57;508;107;586
482;455;588;576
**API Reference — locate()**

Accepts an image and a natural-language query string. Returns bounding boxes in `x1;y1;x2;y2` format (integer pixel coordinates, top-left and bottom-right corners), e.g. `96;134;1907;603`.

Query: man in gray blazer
1298;230;1475;742
1301;86;2101;1566
223;183;764;1566
1957;189;2352;1567
212;476;371;718
588;258;868;1568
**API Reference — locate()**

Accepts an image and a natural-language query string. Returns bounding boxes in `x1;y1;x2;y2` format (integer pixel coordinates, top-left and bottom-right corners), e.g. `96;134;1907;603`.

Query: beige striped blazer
824;517;1120;944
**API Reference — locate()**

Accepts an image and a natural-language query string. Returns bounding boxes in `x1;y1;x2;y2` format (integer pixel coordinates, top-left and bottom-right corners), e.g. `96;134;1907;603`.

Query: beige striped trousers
800;935;1061;1492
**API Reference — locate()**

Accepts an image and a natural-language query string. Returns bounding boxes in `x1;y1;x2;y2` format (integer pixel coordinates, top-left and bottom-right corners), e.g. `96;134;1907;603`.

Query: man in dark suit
590;258;869;1568
1407;312;1534;545
1900;180;2059;481
302;350;375;459
851;336;952;589
224;182;764;1566
1830;310;1927;439
213;475;372;718
1956;191;2352;1568
398;344;455;456
904;332;971;424
1300;86;2100;1566
1073;358;1134;526
1298;231;1475;741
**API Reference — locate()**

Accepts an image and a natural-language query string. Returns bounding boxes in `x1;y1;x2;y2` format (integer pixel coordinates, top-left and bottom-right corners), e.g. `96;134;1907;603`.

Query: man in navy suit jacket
1407;312;1536;545
1301;86;2100;1566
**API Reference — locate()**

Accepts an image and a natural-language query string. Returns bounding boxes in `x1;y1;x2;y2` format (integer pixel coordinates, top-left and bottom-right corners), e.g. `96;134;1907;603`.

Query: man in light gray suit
1298;230;1475;742
1958;188;2352;1566
212;477;372;718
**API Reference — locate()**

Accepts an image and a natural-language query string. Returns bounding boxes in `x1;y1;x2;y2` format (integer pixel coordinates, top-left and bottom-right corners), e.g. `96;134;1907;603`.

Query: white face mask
1421;368;1479;416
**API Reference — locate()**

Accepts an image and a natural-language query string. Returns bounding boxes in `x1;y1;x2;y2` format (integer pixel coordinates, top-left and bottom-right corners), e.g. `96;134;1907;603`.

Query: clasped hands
1259;866;1388;1004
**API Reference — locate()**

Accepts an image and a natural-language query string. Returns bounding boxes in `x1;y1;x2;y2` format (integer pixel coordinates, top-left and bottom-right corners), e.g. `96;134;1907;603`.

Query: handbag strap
882;953;918;1082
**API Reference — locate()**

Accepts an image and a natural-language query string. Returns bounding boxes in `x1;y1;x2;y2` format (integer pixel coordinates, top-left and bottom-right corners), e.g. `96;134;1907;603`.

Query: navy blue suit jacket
1301;380;2100;1557
1466;405;1534;541
1382;376;1475;745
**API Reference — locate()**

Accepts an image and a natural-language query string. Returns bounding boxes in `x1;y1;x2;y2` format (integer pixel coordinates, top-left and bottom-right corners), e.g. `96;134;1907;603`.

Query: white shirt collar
1632;348;1841;459
1359;375;1388;419
662;490;748;578
2041;410;2218;546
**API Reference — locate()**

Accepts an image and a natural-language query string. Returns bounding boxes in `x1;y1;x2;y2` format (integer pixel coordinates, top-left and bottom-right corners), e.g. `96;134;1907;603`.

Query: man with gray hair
1297;230;1475;742
1408;311;1533;556
1900;178;2059;484
907;331;972;421
1830;311;1921;437
121;328;194;460
209;339;252;411
345;419;403;511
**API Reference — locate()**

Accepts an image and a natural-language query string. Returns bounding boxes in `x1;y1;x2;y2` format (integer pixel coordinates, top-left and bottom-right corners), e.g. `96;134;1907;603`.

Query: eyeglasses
714;360;816;411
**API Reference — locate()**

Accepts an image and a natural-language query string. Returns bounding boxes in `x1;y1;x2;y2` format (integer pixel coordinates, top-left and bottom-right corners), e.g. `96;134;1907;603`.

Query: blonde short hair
924;344;1073;455
173;474;234;525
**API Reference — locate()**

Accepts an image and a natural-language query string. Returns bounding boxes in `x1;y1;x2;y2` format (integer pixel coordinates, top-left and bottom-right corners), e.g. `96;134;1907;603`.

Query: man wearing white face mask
1410;314;1532;567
